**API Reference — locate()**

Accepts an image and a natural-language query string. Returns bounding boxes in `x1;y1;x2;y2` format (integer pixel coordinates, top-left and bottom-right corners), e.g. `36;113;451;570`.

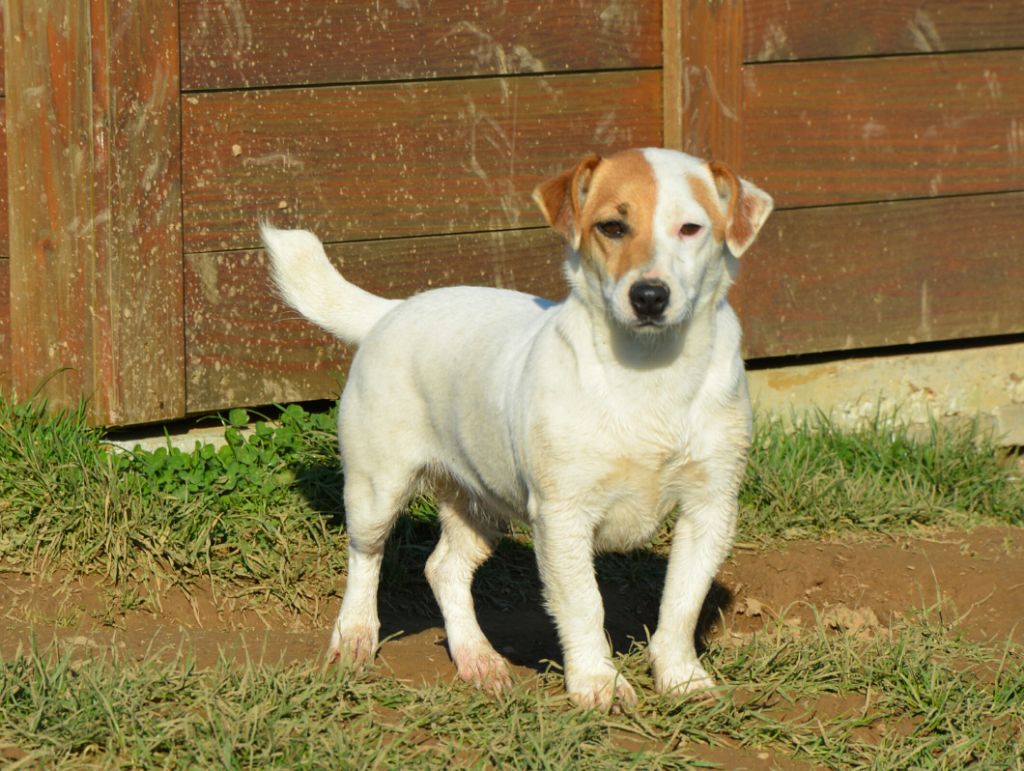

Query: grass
2;613;1020;768
1;396;1019;600
0;394;1022;767
0;400;348;615
741;411;1024;540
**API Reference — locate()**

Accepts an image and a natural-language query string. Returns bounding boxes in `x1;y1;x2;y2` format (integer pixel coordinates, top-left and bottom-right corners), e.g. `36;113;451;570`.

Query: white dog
262;147;772;710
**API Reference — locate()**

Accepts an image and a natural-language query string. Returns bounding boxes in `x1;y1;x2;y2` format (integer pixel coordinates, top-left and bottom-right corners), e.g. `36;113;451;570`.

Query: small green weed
113;405;336;509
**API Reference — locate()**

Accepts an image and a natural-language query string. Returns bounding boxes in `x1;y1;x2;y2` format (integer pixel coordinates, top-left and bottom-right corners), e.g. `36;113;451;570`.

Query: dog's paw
327;624;378;667
450;643;513;695
651;661;717;699
566;668;638;713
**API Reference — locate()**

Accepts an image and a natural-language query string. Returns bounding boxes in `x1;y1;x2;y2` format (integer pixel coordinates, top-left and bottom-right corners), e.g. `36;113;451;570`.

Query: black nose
628;280;670;320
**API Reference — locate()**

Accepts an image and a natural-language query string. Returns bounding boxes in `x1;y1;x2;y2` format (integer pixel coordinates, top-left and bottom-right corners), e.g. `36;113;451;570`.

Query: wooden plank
743;50;1024;208
663;0;743;165
0;99;7;259
0;7;5;95
185;229;565;413
734;193;1024;359
179;0;662;91
182;70;663;253
89;0;185;423
7;1;94;411
6;1;184;424
746;0;1024;63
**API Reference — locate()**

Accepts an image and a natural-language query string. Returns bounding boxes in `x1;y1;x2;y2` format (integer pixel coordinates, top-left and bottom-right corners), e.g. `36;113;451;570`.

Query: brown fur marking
708;161;754;253
686;173;727;243
580;150;658;280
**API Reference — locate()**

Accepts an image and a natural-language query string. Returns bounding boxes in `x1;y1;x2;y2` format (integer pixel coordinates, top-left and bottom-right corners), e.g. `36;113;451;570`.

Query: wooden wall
5;2;182;423
734;1;1024;358
179;2;664;413
3;1;1023;424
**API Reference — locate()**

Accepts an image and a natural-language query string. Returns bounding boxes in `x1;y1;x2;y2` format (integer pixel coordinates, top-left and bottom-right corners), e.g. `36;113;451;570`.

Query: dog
262;147;773;710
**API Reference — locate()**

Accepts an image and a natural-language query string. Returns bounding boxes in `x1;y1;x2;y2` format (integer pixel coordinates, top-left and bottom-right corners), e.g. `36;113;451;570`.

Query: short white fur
262;147;773;711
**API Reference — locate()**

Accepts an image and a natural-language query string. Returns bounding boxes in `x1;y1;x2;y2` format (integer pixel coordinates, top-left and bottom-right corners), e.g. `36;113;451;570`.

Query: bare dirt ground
4;526;1020;674
2;526;1021;768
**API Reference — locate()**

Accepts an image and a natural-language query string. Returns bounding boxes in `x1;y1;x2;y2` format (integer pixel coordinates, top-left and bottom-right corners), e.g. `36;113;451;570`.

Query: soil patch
3;526;1020;671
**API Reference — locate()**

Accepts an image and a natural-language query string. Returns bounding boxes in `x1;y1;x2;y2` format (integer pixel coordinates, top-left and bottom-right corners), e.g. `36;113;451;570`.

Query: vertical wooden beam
6;1;94;410
90;1;184;423
663;0;744;167
6;1;184;424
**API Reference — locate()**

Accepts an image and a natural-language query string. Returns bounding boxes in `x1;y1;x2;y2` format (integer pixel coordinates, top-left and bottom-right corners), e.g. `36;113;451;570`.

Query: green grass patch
2;615;1020;768
0;396;1021;611
741;412;1024;541
0;399;347;614
1;395;1022;767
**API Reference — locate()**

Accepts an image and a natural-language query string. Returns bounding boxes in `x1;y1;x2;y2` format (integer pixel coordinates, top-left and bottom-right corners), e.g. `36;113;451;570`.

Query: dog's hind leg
425;496;512;694
327;470;408;666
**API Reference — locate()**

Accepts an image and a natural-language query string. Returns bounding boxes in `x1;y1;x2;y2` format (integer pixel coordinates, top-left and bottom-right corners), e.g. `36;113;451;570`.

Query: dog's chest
590;444;698;552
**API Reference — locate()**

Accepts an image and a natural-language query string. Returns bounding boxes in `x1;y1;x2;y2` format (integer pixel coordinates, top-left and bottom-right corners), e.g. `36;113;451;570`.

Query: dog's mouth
628;302;694;332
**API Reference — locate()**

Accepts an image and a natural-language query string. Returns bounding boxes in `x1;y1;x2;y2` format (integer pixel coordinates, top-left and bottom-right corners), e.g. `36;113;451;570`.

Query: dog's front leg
532;503;637;711
647;471;739;697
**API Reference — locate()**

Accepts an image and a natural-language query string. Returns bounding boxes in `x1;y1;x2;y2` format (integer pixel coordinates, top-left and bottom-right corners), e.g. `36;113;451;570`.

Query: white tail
261;224;401;345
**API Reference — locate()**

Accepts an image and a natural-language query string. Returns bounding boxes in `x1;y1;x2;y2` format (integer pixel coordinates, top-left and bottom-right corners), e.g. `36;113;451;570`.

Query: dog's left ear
532;154;602;250
708;162;774;257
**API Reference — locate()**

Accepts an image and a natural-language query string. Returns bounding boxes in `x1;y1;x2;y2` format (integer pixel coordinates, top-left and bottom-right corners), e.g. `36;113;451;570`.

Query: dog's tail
261;224;401;345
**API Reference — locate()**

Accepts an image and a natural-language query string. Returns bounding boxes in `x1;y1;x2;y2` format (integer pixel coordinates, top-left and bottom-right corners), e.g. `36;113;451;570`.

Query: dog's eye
679;223;703;237
596;220;628;239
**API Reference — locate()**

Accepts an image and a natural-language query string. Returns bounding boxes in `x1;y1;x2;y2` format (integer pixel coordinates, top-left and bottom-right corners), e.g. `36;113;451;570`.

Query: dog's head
533;148;773;331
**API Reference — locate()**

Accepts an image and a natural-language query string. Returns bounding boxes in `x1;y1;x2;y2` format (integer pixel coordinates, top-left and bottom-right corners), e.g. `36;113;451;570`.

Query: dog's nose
628;280;670;321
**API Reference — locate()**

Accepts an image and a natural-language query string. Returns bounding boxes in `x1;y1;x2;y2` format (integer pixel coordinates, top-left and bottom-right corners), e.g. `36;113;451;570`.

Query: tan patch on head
579;150;658;280
686;173;727;243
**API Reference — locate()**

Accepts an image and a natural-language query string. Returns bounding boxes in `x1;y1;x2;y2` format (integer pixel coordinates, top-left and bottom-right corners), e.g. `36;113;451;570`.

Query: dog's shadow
386;539;732;673
294;463;733;675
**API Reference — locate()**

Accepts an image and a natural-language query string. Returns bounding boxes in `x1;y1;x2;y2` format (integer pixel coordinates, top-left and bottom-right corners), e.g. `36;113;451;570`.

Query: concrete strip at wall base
105;424;257;456
748;341;1024;445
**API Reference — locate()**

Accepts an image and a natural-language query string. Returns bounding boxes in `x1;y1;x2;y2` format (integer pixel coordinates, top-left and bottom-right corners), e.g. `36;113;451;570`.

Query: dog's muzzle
628;280;670;323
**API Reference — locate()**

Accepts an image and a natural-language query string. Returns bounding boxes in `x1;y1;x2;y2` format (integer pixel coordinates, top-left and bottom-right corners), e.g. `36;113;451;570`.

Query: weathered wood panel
179;0;661;91
6;0;184;424
0;9;5;95
663;0;743;164
0;98;8;259
7;1;94;410
182;70;663;253
90;1;185;423
734;192;1024;359
184;228;565;412
746;0;1024;63
743;50;1024;208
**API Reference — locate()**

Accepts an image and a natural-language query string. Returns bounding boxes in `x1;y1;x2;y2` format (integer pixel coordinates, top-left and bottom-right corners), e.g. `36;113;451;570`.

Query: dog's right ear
532;154;602;250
